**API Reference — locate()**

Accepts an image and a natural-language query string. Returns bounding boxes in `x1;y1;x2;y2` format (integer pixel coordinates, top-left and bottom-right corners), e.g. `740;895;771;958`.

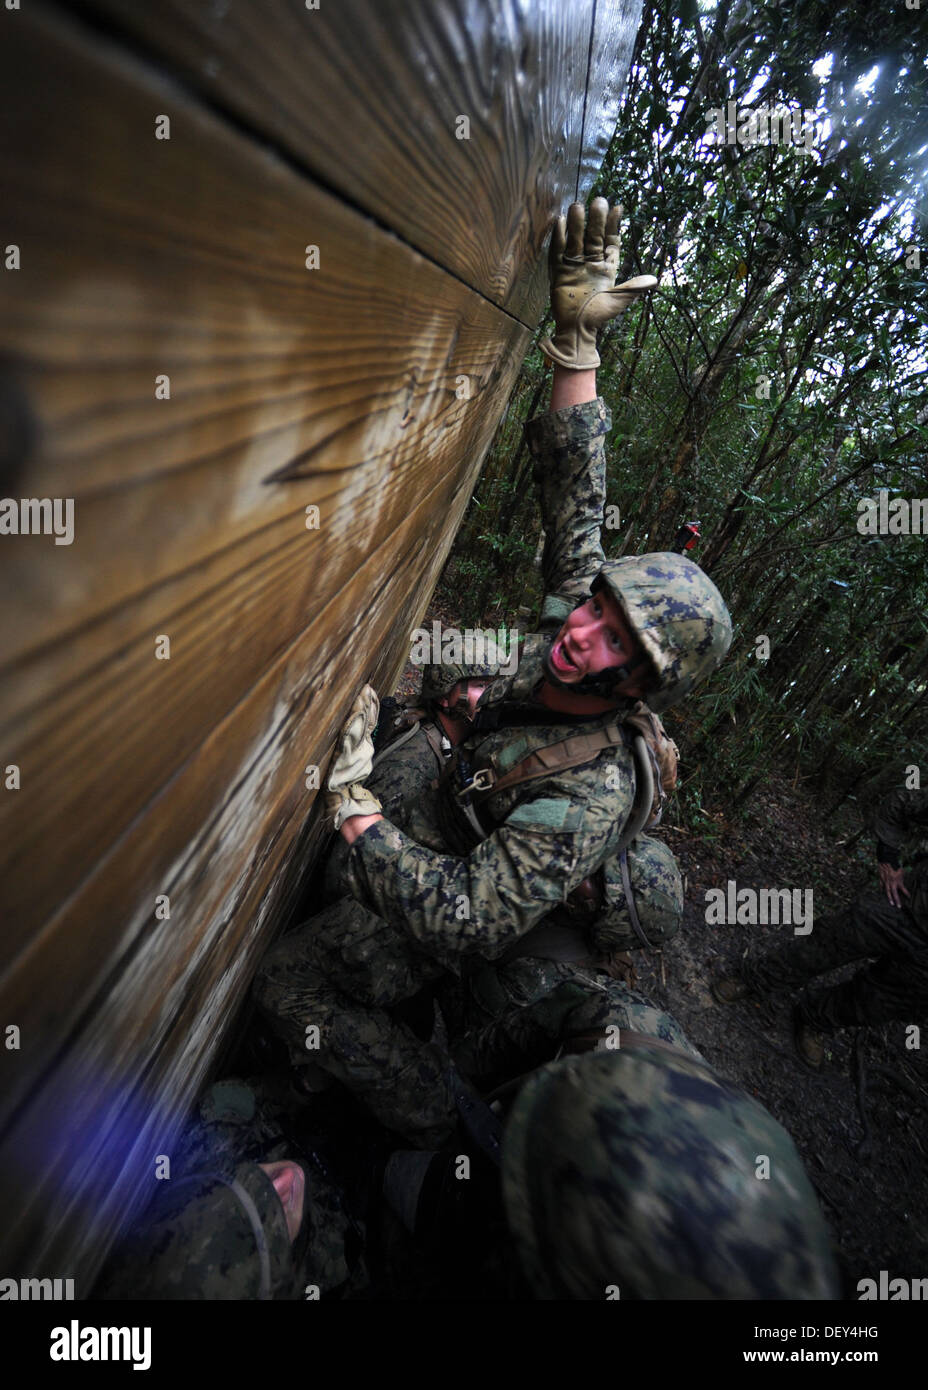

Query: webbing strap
371;715;448;775
170;1171;273;1300
619;733;655;850
370;718;421;771
480;722;625;796
420;720;449;768
619;846;653;950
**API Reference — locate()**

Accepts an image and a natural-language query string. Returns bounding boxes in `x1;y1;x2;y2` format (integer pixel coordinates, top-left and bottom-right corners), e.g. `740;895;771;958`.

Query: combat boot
711;973;751;1004
793;1006;825;1071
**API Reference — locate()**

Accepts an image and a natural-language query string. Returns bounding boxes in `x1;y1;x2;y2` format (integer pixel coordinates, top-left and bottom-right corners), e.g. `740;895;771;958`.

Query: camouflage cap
96;1161;300;1300
592;553;732;712
502;1047;838;1300
591;833;684;956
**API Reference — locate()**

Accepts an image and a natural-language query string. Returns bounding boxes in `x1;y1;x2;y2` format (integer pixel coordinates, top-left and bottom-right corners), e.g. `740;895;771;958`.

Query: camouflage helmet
419;633;508;708
95;1161;302;1300
549;553;731;711
590;833;684;957
502;1047;838;1300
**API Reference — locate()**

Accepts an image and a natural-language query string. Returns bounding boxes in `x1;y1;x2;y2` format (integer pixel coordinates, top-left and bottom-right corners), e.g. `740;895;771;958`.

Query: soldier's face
549;590;645;691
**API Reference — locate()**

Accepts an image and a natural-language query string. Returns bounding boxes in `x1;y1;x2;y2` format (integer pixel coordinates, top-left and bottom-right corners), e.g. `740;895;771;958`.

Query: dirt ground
392;600;928;1297
638;783;928;1297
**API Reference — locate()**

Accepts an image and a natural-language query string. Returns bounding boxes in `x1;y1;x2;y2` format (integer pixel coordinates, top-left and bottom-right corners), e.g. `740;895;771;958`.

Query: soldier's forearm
344;818;575;962
550;366;597;412
525;397;610;605
339;812;383;846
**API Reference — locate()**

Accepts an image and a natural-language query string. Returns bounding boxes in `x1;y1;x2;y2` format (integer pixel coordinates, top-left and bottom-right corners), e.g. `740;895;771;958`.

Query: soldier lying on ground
255;198;732;1144
712;787;928;1069
92;1076;360;1300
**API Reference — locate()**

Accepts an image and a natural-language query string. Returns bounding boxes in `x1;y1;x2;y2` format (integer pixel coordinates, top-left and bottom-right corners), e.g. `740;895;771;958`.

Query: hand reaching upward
540;197;657;370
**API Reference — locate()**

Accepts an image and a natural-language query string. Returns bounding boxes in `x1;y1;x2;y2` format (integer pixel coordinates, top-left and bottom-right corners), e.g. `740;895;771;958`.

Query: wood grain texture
576;0;643;198
0;8;524;674
70;0;641;321
0;0;641;1283
0;6;527;957
0;477;480;1283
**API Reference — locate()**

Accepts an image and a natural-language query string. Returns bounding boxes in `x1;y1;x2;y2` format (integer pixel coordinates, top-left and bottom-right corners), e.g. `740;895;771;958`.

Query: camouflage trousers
253;898;458;1149
742;883;928;1031
446;956;703;1092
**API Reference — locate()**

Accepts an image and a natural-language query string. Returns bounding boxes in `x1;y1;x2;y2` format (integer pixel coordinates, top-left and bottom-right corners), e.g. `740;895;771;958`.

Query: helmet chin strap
542;644;649;699
437;679;478;723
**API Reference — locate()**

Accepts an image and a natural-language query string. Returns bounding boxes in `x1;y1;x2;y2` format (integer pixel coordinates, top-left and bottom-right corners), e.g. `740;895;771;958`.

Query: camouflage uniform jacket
344;398;640;969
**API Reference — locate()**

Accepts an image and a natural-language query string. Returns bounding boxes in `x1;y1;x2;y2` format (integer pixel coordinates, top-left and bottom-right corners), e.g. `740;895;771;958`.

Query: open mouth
552;639;580;674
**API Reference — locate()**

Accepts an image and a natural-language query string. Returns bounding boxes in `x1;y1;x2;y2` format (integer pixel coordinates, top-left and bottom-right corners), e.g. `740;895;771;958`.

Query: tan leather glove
539;198;658;370
323;684;383;830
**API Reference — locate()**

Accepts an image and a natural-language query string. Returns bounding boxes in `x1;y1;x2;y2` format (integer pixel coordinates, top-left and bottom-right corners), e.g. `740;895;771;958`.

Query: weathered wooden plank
0;0;643;1287
0;465;487;1283
69;0;605;321
576;0;643;197
0;6;526;679
0;0;527;959
0;313;524;963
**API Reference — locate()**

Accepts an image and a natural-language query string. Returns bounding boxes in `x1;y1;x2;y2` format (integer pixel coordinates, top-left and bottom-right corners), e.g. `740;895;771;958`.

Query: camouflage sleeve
342;769;634;967
872;789;928;865
524;397;612;633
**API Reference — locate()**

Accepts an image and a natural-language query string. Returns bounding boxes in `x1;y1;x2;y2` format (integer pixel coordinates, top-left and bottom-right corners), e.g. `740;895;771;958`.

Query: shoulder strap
619;733;655;850
371;711;448;774
370;717;421;771
619;846;653;949
419;719;449;768
169;1171;272;1299
474;723;655;857
478;722;626;796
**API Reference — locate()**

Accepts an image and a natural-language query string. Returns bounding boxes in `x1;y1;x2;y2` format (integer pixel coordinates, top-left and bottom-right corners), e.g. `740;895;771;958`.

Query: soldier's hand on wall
539;197;658;370
324;685;383;829
325;782;383;831
878;861;910;909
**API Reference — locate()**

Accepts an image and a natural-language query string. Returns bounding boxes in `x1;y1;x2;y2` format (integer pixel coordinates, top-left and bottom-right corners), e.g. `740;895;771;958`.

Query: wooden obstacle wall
0;0;641;1284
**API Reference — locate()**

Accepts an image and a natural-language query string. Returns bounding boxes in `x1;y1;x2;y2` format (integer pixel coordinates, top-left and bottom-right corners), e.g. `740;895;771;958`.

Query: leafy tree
443;0;927;824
